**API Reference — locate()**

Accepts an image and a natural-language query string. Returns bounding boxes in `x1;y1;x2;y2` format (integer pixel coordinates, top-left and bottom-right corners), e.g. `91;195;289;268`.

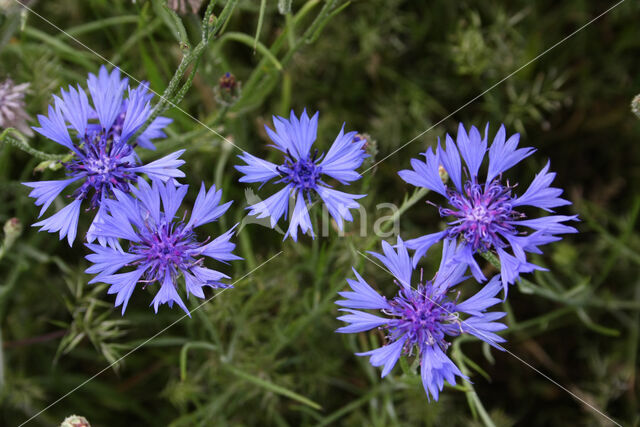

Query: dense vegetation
1;1;639;425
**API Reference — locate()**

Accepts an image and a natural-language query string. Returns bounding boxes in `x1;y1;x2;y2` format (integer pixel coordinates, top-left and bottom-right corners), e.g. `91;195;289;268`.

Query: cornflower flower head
85;178;241;315
336;237;506;401
23;66;182;245
0;78;32;136
235;109;368;241
398;123;578;294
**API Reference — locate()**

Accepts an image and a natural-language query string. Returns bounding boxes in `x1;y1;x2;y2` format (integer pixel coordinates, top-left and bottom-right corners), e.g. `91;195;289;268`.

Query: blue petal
190;265;230;287
23;177;79;217
433;239;469;291
397;147;447;196
336;309;389;333
455;275;502;316
132;149;186;181
56;84;90;136
187;182;232;229
158;179;188;221
514;215;579;235
120;86;152;143
102;267;147;315
315;186;364;230
336;267;390;310
199;225;242;262
512;161;571;211
439;134;462;191
266;110;318;159
420;345;466;401
452;242;486;282
496;247;541;294
486;125;535;182
151;273;189;315
318;125;367;184
289;109;318;160
405;230;447;267
504;231;561;256
32;198;82;246
136;116;172;150
32;104;76;152
86;198;121;248
92;213;141;242
86;66;127;130
461;312;508;348
183;271;206;299
370;236;412;288
236;152;280;184
246;185;292;228
131;178;161;223
108;188;145;230
284;190;314;241
265;118;294;155
85;243;143;283
356;334;407;378
456;123;487;179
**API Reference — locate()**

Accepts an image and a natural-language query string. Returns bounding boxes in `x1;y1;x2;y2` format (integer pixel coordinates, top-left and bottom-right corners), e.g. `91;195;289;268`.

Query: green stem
0;128;67;161
254;0;267;50
217;32;283;70
130;0;238;142
383;187;429;234
452;343;496;427
179;341;218;380
55;15;140;39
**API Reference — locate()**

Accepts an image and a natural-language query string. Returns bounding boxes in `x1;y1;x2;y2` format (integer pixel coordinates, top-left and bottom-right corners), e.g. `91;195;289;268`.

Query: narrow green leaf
254;0;267;51
224;364;322;410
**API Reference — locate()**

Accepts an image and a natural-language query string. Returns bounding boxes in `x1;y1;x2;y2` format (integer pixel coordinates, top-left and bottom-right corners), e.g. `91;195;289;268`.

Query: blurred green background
1;0;639;425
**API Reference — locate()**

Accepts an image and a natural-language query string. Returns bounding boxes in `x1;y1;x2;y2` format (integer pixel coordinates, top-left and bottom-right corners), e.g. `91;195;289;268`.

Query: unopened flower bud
214;72;241;106
631;94;640;119
3;217;21;247
60;414;91;427
354;133;377;168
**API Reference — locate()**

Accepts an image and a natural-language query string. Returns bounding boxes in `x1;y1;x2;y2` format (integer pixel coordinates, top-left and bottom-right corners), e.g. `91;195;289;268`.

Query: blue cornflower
23;66;181;245
85;178;241;315
336;237;506;401
398;123;578;293
235;110;367;241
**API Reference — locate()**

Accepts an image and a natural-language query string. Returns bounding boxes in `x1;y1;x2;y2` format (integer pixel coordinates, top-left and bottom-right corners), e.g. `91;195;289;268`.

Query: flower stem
0;128;67;161
130;0;238;142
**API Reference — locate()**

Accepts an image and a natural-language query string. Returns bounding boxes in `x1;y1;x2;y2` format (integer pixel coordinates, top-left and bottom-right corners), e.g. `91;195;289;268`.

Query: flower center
86;156;117;176
67;133;137;208
387;284;458;352
281;156;322;191
133;221;198;282
440;180;520;251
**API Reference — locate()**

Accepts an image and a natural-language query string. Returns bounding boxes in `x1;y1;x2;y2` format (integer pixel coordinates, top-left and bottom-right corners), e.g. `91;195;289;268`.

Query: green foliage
1;0;639;426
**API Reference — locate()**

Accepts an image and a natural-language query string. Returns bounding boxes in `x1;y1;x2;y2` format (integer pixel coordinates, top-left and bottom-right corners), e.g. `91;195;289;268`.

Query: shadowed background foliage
1;0;639;425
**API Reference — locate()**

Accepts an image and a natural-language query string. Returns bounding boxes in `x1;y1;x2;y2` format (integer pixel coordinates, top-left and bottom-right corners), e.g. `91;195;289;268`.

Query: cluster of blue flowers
336;123;576;400
23;67;239;315
23;66;576;401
